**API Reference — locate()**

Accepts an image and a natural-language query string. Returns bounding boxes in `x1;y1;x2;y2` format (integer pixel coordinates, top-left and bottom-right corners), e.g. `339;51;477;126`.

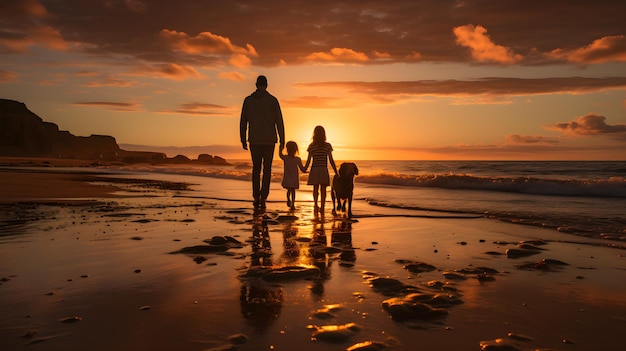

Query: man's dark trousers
250;144;275;202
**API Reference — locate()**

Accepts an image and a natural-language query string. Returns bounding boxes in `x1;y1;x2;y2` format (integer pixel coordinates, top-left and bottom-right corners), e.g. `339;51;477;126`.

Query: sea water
108;160;626;243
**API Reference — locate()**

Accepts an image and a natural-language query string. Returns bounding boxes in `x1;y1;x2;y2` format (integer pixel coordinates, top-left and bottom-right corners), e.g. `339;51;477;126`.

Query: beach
1;162;625;351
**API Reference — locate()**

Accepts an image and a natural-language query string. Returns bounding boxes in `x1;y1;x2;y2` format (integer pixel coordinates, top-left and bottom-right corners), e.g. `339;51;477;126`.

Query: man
240;75;285;209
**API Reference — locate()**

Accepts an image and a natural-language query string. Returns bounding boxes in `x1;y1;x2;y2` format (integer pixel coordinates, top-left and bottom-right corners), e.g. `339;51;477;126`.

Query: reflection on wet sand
239;209;360;328
240;209;283;331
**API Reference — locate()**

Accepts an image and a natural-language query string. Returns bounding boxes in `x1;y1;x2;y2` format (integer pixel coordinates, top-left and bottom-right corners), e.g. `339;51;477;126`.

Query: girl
280;141;306;210
304;126;338;215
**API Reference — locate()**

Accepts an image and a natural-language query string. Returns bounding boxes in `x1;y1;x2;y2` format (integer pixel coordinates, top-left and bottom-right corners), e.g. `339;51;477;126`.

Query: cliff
0;99;228;165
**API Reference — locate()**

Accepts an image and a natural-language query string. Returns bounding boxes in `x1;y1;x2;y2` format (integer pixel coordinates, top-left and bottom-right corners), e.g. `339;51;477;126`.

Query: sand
0;164;625;351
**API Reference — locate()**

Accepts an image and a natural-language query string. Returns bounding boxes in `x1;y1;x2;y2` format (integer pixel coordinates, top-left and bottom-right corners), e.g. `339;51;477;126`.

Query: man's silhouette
240;75;285;209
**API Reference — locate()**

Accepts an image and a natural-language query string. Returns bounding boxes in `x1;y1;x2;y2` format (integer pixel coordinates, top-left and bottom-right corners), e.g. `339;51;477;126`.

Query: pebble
308;322;360;342
479;338;520;350
442;271;466;280
60;316;82;323
382;296;450;321
346;341;387;351
505;248;540;258
402;261;437;273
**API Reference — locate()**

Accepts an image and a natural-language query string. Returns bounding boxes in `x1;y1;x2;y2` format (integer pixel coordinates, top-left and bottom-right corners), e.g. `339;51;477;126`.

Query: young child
279;141;306;210
304;126;338;215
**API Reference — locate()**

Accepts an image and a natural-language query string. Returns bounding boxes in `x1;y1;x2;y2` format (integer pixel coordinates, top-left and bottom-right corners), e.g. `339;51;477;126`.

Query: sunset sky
1;0;625;160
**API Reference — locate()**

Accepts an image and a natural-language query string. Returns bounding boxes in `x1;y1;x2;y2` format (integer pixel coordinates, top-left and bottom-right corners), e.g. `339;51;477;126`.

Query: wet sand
0;165;625;351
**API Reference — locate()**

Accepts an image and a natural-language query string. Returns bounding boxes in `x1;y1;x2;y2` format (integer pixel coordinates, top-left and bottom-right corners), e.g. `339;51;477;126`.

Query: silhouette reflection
239;210;283;331
309;220;330;298
280;216;300;264
332;219;356;262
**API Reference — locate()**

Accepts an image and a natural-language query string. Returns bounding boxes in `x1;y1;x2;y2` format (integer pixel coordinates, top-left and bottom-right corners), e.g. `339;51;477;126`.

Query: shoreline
1;163;625;350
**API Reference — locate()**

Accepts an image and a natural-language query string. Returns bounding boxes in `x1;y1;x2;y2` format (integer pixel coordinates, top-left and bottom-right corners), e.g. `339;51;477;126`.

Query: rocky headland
0;99;228;165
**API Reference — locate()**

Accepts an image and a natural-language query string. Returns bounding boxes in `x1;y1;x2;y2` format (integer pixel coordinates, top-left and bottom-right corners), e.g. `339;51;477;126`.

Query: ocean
109;160;626;243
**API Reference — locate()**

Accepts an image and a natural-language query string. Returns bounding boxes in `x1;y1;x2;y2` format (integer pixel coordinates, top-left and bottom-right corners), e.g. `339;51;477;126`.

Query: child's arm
329;149;338;175
303;153;311;172
297;157;307;173
279;147;286;160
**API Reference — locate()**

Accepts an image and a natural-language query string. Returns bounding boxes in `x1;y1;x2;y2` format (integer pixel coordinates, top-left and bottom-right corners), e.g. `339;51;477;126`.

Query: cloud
295;77;626;103
405;51;422;61
1;0;49;19
228;54;252;68
125;0;148;14
159;102;233;116
282;96;356;109
127;63;204;80
0;70;18;82
218;71;246;82
372;51;392;60
86;77;136;87
147;63;204;80
159;29;258;57
548;35;626;64
0;25;67;52
73;101;140;111
3;1;622;68
0;0;68;52
302;48;369;64
453;24;523;64
74;70;100;77
505;134;559;145
546;113;626;139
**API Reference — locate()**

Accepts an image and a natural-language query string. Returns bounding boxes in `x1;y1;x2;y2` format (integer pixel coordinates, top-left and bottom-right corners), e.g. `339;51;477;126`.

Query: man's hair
256;75;268;88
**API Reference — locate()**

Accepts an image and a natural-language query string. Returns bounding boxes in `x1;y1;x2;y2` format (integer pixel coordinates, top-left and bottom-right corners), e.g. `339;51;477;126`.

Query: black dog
331;162;359;217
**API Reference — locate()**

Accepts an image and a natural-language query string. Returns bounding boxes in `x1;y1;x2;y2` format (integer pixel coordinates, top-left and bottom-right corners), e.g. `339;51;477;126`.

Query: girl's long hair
311;125;326;145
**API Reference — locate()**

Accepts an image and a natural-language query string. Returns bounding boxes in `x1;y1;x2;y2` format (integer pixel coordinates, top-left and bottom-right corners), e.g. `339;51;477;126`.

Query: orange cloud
505;134;559;145
73;101;140;111
159;102;232;116
548;35;626;64
218;71;246;82
159;29;258;57
20;0;48;18
74;70;100;77
125;0;148;14
0;70;18;82
86;77;136;87
302;48;369;64
296;77;626;100
546;113;626;139
154;63;203;80
453;24;522;64
372;51;391;59
0;25;67;52
405;51;422;61
229;54;252;68
131;63;204;80
282;96;355;109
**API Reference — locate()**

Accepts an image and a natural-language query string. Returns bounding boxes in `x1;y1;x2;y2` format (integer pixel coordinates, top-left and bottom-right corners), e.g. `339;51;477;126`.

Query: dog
331;162;359;218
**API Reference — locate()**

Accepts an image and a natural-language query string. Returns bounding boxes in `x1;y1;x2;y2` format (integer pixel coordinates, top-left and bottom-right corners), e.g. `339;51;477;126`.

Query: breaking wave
108;164;626;198
356;172;626;198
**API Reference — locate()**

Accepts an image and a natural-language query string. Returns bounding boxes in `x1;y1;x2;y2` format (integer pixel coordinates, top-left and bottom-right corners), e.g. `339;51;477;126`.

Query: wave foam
357;172;626;198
